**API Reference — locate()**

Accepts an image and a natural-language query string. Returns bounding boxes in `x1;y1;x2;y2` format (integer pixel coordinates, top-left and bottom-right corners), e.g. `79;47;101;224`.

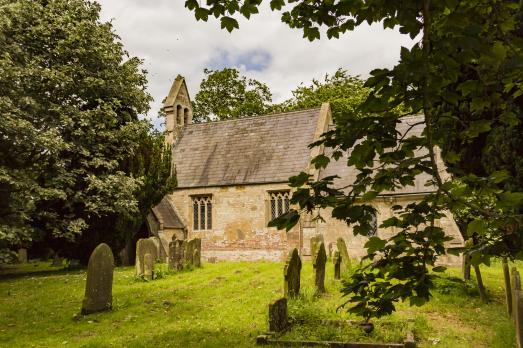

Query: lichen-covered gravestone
168;241;177;271
310;235;323;262
284;248;302;297
268;298;288;332
149;236;161;261
333;251;341;280
336;238;351;275
135;238;158;277
313;242;327;293
184;238;201;267
18;248;27;263
193;248;201;268
144;253;154;280
174;239;185;270
81;243;114;315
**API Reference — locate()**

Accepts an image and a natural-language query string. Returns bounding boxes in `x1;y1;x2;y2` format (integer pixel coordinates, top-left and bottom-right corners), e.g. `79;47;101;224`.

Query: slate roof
172;108;321;188
152;197;184;228
320;115;435;196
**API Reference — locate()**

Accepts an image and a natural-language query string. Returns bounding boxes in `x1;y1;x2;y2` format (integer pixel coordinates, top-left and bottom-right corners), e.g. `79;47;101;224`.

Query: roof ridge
185;107;322;127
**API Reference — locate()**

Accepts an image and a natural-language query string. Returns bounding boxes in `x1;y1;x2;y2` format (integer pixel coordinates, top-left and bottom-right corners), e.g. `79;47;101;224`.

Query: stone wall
168;185;464;265
168;182;300;262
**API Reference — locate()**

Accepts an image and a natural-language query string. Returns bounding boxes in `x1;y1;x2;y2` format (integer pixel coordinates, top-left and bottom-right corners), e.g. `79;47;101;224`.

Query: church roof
172;108;322;188
152;197;184;229
320;115;435;196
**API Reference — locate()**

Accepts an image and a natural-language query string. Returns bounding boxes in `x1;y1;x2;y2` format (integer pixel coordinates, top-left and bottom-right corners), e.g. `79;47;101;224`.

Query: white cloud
97;0;415;129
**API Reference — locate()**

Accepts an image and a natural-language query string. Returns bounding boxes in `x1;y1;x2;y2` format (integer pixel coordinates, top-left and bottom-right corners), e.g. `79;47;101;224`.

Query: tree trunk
474;264;489;304
463;254;471;280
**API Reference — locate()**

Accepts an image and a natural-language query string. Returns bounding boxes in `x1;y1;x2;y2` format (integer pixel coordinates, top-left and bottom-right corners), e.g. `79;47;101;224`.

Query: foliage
275;68;370;119
192;68;272;122
0;0;170;262
185;0;523;322
0;261;515;347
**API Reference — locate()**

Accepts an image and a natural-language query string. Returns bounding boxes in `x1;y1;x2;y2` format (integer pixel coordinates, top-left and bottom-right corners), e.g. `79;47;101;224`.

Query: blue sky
97;0;414;130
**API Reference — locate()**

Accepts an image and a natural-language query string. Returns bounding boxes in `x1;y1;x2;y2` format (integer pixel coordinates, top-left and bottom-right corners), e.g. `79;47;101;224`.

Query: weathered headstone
135;238;158;277
333;251;341;280
184;238;201;267
337;238;351;275
310;235;323;263
193;248;201;268
168;241;177;271
144;253;154;280
17;248;27;263
208;256;217;263
149;236;162;261
268;298;288;332
283;248;302;297
52;254;63;267
81;243;114;315
313;242;327;293
174;239;185;270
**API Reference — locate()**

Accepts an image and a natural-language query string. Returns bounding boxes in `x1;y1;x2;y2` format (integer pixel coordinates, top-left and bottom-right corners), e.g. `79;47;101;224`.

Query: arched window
176;105;183;125
368;210;378;237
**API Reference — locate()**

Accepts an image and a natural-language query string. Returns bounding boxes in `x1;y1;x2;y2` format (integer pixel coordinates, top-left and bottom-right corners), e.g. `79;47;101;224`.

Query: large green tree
186;0;523;322
0;0;171;262
192;68;272;122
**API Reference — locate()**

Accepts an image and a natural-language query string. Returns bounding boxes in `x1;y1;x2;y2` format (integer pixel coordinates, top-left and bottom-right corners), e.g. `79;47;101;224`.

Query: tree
0;0;169;262
186;1;523;322
192;68;272;122
276;69;369;119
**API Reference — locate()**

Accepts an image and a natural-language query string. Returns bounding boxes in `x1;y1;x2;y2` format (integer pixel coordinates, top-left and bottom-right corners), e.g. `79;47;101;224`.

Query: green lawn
0;260;516;347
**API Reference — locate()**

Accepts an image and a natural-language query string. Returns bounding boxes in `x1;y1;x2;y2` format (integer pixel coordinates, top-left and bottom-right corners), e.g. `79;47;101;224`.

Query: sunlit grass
0;259;516;347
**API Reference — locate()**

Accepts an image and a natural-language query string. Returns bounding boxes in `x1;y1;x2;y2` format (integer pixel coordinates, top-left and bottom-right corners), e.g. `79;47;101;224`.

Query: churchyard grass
0;260;516;347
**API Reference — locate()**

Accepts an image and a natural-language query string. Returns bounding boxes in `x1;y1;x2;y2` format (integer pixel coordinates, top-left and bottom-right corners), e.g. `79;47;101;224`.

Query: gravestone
337;238;351;275
193;248;201;268
81;243;114;315
268;298;288;332
333;251;341;280
208;256;217;264
149;236;162;261
283;248;302;297
310;235;323;263
168;241;177;271
313;242;327;293
52;254;63;267
144;253;154;280
174;239;185;270
18;248;27;263
135;238;158;277
184;238;201;267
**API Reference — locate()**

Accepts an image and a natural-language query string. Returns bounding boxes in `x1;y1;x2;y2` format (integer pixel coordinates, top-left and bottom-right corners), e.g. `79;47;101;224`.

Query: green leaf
220;16;239;32
467;219;487;235
289;172;310;187
311;154;330;169
364;237;386;254
194;7;209;21
269;0;284;11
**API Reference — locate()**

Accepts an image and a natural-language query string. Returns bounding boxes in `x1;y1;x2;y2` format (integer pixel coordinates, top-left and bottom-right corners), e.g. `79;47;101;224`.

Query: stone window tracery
269;191;290;220
192;195;212;230
368;210;378;237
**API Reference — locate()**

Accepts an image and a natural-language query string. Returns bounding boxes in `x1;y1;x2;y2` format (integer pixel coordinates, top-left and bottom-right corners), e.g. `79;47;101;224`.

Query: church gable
172;107;327;188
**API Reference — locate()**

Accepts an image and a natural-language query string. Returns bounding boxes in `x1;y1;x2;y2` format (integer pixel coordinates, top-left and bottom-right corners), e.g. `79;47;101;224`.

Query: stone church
147;75;464;263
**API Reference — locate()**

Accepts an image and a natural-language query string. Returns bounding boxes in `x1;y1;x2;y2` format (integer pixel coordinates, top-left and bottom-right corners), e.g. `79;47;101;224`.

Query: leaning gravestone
193;248;201;268
333;251;341;280
81;243;114;315
18;248;27;263
283;248;302;297
337;238;351;275
313;242;327;293
268;298;288;332
135;238;158;277
184;238;202;267
144;253;154;280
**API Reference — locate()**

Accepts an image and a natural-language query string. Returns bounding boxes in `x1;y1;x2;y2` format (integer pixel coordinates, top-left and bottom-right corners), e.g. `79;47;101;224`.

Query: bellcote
164;75;193;145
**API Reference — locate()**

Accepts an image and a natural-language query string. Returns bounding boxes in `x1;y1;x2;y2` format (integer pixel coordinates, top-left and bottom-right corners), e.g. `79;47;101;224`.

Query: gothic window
192;195;212;230
368;210;378;237
184;108;190;125
269;191;290;220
